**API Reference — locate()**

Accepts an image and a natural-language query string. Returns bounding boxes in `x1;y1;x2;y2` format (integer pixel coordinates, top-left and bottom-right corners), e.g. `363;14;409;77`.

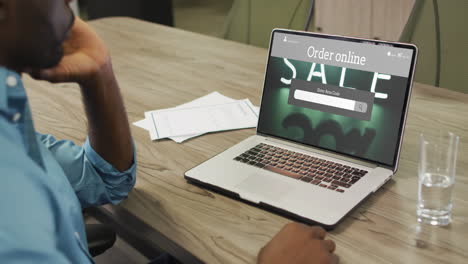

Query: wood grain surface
24;18;468;264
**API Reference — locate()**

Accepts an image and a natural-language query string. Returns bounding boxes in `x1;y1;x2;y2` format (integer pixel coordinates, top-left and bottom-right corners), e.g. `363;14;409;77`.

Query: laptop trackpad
235;173;292;203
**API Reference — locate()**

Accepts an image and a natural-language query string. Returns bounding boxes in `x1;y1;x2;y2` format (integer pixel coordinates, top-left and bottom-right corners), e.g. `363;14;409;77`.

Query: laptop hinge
262;136;380;169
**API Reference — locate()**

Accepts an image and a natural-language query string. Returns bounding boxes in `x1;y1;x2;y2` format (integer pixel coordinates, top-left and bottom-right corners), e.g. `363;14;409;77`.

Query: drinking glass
417;132;459;226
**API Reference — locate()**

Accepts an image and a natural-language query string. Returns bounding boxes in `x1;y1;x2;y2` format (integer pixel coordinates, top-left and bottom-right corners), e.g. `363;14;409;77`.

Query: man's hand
258;223;339;264
33;16;110;86
29;17;133;172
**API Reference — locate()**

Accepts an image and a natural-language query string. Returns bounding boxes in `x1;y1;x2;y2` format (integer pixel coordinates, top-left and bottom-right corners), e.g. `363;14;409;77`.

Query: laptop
185;29;418;229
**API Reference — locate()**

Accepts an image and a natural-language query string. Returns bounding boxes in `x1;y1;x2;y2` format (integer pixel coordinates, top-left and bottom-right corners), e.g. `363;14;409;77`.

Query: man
0;1;338;263
0;0;136;263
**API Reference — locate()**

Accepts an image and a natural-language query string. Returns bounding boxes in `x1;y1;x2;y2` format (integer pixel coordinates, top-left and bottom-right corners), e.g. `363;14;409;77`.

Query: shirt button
12;113;21;122
6;75;18;87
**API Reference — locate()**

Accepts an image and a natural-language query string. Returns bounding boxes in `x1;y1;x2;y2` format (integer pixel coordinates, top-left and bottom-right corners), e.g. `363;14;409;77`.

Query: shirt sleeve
37;133;137;208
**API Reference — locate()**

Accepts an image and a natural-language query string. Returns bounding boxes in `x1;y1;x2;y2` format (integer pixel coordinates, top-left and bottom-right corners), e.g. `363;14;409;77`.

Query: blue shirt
0;67;137;263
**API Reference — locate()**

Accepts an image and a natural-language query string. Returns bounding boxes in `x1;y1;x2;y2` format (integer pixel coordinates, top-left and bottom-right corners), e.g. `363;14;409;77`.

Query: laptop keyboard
233;143;368;193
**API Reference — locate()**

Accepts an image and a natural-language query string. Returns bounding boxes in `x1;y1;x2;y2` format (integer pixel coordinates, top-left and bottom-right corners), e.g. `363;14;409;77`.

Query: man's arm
36;17;133;172
80;60;133;172
31;18;136;207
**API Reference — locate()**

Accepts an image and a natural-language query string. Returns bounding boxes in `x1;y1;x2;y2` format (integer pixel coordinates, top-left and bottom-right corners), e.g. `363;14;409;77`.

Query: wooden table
25;17;468;264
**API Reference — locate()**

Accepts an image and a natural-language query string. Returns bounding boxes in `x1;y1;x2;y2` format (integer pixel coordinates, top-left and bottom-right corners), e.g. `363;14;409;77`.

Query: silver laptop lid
256;29;418;170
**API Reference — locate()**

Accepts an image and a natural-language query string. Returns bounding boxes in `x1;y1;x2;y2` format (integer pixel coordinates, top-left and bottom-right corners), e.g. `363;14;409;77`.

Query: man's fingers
28;68;59;82
329;253;340;264
323;239;336;253
35;69;64;83
32;63;73;83
309;226;326;239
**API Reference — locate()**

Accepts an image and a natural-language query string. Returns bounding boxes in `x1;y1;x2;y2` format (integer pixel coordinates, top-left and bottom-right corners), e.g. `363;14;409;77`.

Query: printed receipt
145;99;259;140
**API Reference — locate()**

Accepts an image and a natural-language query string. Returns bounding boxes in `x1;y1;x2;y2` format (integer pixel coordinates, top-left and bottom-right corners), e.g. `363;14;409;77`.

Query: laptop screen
257;30;417;167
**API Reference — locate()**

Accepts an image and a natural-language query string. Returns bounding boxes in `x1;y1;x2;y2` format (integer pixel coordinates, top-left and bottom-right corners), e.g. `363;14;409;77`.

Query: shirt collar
0;67;23;110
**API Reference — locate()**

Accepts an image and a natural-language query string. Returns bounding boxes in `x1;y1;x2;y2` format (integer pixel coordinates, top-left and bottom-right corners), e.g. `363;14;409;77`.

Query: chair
222;0;314;48
400;0;468;93
83;208;117;257
86;223;116;257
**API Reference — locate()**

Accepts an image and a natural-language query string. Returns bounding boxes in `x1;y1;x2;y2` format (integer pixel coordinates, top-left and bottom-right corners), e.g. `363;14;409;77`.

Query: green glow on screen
260;56;408;165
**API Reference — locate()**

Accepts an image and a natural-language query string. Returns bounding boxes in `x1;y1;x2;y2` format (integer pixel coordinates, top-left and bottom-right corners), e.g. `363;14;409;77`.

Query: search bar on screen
294;89;368;113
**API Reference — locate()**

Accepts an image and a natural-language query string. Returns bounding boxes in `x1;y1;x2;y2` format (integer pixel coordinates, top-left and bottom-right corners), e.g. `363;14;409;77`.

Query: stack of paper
134;92;260;143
